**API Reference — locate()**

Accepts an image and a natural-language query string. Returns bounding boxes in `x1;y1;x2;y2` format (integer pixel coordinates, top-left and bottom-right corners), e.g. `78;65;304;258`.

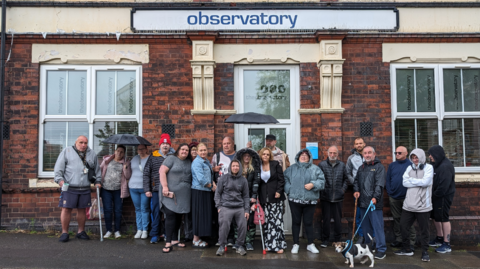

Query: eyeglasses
394;152;405;155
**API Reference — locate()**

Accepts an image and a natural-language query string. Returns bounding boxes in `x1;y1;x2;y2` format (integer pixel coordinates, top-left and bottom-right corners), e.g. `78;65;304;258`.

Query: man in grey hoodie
394;148;433;262
215;160;250;256
54;135;102;243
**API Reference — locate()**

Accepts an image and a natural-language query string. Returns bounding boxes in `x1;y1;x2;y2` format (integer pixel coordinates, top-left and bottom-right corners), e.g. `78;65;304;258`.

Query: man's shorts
59;189;92;209
432;193;455;222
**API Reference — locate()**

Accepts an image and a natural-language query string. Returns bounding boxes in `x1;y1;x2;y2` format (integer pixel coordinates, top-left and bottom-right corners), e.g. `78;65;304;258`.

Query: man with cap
143;133;175;244
247;134;290;172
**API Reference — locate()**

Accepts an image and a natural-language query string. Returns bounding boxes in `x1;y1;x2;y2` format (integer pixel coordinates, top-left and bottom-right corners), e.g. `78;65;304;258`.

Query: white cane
96;186;103;242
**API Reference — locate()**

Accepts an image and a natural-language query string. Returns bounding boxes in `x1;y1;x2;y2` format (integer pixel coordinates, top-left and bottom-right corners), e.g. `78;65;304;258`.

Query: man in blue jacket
386;146;416;249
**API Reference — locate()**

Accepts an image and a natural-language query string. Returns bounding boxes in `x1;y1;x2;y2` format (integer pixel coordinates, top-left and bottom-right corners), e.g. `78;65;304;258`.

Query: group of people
54;134;456;261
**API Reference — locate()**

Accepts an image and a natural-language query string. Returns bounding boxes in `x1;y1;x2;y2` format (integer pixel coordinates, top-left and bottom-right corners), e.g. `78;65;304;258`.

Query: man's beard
328;157;337;162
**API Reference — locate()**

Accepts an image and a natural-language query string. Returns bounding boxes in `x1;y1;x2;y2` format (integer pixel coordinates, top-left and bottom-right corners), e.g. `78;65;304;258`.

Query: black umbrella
101;134;152;146
224;112;279;124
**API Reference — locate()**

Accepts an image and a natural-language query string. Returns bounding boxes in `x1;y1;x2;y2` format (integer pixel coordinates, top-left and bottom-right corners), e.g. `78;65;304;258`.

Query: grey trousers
389;197;416;245
219;207;247;247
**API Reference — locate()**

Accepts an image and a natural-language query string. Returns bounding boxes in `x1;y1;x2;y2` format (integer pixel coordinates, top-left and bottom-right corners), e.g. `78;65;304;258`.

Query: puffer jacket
428;145;456;198
100;154;132;199
215;161;250;213
346;148;364;184
353;157;386;210
143;148;174;193
235;148;261;199
402;148;433;213
284;149;325;202
318;158;348;202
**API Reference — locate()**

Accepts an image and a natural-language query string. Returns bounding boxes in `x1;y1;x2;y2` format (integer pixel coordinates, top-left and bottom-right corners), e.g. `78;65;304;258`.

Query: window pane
93;121;139;160
46;71;67;115
442;119;464;167
416;69;436;112
462;69;480;112
464;118;480;167
443;69;463;112
395;119;416;153
396;69;414;112
116;71;136;115
43;121;89;171
96;71;116;115
416;119;438;154
270;128;287;153
244;70;291;119
248;129;265;152
67;71;87;115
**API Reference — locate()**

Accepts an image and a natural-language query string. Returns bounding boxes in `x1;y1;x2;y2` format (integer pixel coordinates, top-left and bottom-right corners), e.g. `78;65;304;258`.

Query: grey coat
54;146;101;188
346;149;364;184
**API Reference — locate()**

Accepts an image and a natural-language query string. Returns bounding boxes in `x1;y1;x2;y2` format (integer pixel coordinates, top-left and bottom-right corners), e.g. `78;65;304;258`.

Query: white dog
333;234;375;268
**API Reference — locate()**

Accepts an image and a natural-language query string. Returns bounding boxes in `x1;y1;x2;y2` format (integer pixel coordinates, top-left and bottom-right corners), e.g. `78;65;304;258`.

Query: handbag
88;198;104;219
86;162;97;184
253;202;265;225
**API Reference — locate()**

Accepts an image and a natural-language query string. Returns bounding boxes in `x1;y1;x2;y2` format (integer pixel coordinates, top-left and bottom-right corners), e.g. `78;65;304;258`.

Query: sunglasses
394;152;405;155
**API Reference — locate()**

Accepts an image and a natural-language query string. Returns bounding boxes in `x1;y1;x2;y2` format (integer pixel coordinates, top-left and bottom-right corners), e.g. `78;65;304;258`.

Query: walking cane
97;186;103;242
256;201;266;255
351;198;358;242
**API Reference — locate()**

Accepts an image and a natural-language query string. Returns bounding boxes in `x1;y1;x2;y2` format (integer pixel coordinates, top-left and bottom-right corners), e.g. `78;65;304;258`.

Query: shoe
134;230;142;239
141;231;148;239
356;236;364;244
435;242;452;253
375;251;386;259
421;251;430;262
320;241;328;248
76;231;90;240
104;231;112;238
291;244;300;254
150;236;160;244
114;231;121;239
307;243;319;254
227;238;235;247
246;243;254;251
59;233;69;243
236;246;247;256
215;242;220;246
429;237;443;247
232;244;239;250
394;249;413;256
216;246;225;256
390;241;402;248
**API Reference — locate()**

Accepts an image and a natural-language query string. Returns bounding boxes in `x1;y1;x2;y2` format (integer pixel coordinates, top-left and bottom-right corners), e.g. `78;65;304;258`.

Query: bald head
395;146;408;161
327;146;339;162
222;136;235;155
75;135;88;152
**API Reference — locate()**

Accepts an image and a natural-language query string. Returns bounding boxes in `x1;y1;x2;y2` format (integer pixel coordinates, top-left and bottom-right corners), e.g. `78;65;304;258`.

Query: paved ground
0;232;479;269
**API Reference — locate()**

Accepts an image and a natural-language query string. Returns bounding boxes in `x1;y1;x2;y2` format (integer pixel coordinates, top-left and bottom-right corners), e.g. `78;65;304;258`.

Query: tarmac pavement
0;232;479;269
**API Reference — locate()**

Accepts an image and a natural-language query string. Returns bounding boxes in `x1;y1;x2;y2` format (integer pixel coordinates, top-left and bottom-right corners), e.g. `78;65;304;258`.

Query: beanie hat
159;133;171;147
188;141;199;149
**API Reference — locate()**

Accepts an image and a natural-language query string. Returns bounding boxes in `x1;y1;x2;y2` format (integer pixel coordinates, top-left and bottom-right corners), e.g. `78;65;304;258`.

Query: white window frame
38;65;142;178
391;63;480;173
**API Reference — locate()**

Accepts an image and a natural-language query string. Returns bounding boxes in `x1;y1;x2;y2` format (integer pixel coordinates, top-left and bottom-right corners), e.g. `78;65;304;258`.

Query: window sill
29;178;59;188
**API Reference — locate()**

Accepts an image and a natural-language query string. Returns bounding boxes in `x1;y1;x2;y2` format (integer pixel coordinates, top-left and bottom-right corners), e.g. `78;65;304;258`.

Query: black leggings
163;206;183;243
289;201;316;244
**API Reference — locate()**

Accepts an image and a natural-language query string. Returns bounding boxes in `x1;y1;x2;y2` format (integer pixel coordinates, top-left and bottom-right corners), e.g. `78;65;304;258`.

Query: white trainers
307;243;319;254
291;244;300;254
114;231;121;239
141;231;148;239
134;230;142;239
104;231;112;238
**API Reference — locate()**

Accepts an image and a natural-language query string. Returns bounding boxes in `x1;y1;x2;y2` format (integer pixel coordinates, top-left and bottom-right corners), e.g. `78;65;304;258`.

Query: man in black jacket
318;146;348;248
427;145;456;254
353;146;387;260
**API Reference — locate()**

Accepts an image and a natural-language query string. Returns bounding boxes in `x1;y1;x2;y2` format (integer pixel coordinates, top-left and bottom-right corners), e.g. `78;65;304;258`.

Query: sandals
192;239;209;248
171;241;186;248
162;246;172;253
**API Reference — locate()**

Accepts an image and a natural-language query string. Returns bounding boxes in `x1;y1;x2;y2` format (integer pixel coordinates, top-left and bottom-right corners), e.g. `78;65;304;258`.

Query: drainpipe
0;0;7;229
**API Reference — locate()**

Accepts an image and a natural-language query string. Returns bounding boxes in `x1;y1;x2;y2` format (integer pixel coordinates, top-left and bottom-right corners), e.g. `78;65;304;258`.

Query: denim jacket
191;155;213;191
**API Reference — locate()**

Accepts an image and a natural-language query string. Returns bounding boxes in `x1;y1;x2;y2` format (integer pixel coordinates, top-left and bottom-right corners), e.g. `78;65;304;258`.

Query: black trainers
232;244;239;250
394;248;413;256
227;238;235;247
390;241;402;248
246;243;254;251
375;251;386;259
76;231;90;240
59;233;69;243
320;240;328;248
421;251;430;262
428;237;443;247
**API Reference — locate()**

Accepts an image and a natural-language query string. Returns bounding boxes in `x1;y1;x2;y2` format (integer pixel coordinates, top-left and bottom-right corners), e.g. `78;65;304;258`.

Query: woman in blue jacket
191;143;215;248
284;148;325;254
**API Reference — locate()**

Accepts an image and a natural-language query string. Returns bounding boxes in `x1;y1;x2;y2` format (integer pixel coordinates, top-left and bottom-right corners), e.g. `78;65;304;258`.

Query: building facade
1;0;479;244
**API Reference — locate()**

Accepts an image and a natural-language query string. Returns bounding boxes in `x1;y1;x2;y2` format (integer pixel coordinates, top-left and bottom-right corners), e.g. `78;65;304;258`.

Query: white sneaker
134;230;142;239
141;231;148;239
104;231;112;238
291;244;300;254
307;243;319;254
114;231;121;239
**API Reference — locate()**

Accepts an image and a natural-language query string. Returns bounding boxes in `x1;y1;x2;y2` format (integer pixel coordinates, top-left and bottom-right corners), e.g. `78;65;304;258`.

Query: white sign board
132;9;398;31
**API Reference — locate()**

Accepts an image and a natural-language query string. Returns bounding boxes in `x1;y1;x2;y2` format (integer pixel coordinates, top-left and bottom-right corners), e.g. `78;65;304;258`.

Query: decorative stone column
190;40;216;114
318;40;345;112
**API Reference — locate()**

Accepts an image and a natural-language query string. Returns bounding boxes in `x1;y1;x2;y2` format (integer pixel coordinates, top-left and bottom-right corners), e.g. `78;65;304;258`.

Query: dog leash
342;200;376;258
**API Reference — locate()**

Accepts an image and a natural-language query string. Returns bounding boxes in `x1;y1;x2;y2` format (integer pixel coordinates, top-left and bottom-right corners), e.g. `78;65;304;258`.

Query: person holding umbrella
100;145;132;239
129;144;151;239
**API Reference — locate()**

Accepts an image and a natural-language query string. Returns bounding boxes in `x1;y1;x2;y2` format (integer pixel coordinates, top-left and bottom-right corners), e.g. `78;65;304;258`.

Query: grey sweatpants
219;207;247;247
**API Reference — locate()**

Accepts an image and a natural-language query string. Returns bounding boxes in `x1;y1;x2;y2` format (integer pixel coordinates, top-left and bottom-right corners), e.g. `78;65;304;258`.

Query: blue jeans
150;191;161;237
101;189;123;232
130;188;151;231
359;208;386;253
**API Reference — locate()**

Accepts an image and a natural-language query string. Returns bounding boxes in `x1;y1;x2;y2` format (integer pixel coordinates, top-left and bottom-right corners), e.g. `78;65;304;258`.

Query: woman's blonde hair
241;153;255;174
258;147;274;161
197;143;207;150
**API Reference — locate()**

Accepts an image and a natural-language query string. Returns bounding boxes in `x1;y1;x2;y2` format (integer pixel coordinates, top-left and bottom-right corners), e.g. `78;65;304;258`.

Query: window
392;64;480;172
39;65;142;177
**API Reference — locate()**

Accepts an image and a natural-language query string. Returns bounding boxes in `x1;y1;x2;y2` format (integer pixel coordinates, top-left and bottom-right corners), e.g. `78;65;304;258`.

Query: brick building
1;1;479;245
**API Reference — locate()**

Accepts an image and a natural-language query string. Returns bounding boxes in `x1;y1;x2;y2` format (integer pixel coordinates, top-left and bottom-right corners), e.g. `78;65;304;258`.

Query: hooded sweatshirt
215;161;250;213
428;145;456;198
386;157;412;200
234;147;261;199
346;148;364;184
402;148;433;212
